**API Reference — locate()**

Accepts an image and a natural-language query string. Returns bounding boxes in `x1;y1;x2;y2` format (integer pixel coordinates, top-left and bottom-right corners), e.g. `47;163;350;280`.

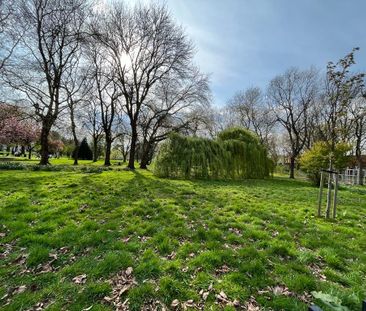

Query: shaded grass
0;169;365;310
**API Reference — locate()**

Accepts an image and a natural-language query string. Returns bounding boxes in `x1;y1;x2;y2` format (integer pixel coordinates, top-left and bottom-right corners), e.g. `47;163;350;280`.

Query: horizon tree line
0;0;365;182
0;0;211;168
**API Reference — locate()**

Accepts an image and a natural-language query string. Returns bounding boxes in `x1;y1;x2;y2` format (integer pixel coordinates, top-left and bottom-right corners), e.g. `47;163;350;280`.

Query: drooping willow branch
153;128;273;180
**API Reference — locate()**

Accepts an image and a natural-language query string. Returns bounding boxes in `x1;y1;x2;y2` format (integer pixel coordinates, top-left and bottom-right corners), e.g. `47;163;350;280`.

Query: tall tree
318;48;365;163
268;67;318;178
138;69;210;169
94;2;195;169
6;0;89;165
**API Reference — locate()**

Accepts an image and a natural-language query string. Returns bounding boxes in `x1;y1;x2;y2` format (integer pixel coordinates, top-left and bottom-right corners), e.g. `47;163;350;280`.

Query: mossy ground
0;163;365;310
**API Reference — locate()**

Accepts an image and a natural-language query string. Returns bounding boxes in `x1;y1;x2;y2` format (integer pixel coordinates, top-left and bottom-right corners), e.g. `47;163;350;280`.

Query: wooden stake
325;172;332;219
333;173;338;218
318;172;324;217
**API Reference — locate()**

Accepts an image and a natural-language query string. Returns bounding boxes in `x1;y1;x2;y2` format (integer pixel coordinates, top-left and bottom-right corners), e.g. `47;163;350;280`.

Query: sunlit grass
0;169;365;310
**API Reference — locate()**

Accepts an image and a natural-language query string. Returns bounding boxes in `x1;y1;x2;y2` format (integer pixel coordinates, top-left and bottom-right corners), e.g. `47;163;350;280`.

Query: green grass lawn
0;169;365;310
0;156;125;166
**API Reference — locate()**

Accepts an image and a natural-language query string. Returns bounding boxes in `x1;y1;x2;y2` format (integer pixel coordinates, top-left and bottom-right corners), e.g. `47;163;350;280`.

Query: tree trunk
28;146;32;159
70;106;79;165
140;141;151;169
39;124;51;165
128;123;137;170
289;156;295;179
140;154;149;169
122;152;127;163
73;145;79;165
104;135;112;166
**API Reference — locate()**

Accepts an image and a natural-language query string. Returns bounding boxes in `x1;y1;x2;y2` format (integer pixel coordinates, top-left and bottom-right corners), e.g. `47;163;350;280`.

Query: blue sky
165;0;366;106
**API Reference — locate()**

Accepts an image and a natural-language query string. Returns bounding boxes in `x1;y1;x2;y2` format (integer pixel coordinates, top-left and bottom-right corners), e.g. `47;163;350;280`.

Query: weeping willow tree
153;128;273;179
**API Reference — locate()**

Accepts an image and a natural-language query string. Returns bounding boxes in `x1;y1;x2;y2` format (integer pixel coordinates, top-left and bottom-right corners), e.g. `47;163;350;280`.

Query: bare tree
268;67;318;178
202;106;236;138
6;0;89;165
63;58;91;165
94;2;195;169
138;69;210;169
0;0;19;72
86;44;122;166
114;133;131;163
82;99;104;162
228;87;276;147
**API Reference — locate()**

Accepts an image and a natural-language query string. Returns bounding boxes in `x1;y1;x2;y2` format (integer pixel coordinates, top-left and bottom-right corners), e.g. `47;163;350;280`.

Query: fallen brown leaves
170;285;259;310
243;296;261;311
171;299;196;309
0;241;17;259
103;267;137;310
25;299;54;311
166;251;176;260
258;285;312;304
73;274;87;284
215;291;240;308
308;263;327;281
215;264;231;276
79;203;89;213
121;237;131;243
1;285;28;306
228;227;242;236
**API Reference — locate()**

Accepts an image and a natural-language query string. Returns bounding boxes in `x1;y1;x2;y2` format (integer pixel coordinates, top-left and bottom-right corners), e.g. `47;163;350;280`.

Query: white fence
338;168;366;185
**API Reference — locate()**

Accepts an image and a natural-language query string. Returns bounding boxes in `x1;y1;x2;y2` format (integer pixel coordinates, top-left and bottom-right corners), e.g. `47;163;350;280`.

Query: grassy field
0;168;365;310
0;156;124;166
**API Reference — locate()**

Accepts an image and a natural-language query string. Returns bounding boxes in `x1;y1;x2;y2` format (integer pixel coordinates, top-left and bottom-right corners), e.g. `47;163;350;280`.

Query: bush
153;127;273;180
300;142;351;185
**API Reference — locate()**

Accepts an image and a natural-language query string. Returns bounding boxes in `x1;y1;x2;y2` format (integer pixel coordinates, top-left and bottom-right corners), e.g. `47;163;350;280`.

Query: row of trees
0;0;211;168
220;49;365;182
1;1;364;179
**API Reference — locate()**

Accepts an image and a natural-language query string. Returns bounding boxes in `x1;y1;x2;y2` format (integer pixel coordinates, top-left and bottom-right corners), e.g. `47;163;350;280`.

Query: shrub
300;142;351;185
